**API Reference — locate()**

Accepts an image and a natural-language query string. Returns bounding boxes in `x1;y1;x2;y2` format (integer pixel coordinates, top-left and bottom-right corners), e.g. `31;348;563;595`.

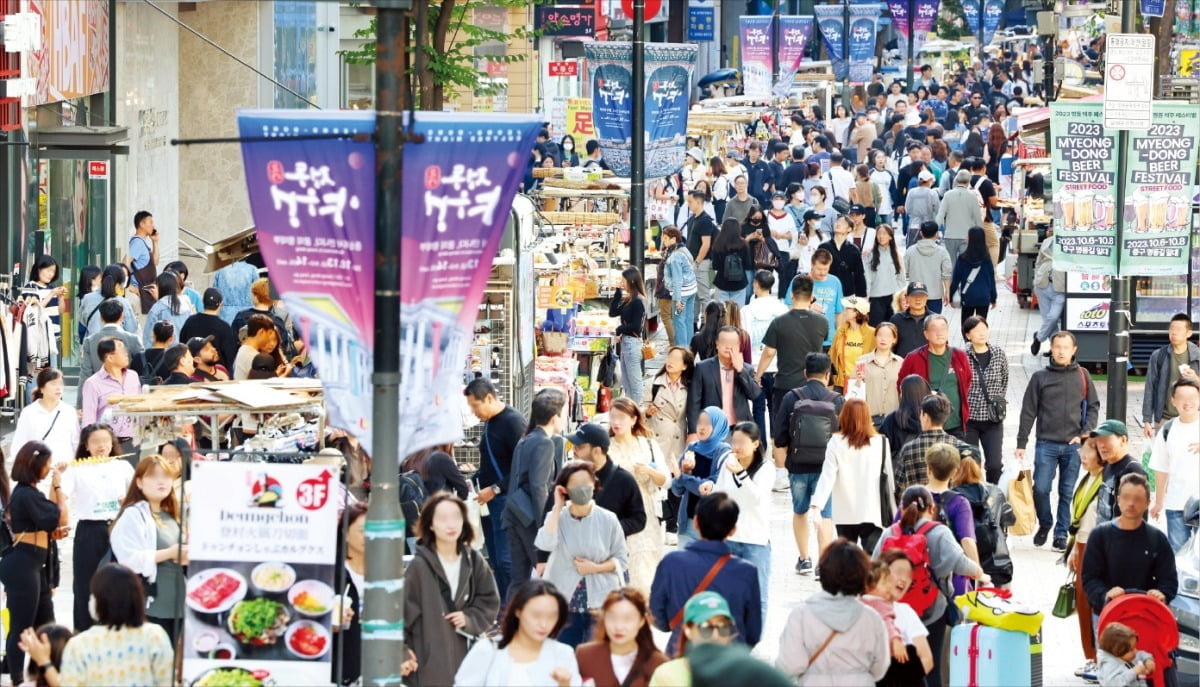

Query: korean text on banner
913;0;941;56
963;0;980;37
848;6;880;84
399;113;542;457
688;0;715;41
237;110;377;449
1050;102;1120;274
982;0;1004;48
585;42;697;178
1119;102;1200;277
777;16;814;83
182;463;340;687
815;5;847;81
739;16;775;98
888;0;910;57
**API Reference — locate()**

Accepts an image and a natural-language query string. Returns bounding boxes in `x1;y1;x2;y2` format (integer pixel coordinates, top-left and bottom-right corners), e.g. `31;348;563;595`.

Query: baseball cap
565;422;610;452
683;591;733;626
803;210;824;222
186;335;215;358
848;204;866;215
1090;419;1129;438
842;296;869;315
202;287;223;311
907;281;930;296
248;354;278;380
687;146;705;163
918;170;935;183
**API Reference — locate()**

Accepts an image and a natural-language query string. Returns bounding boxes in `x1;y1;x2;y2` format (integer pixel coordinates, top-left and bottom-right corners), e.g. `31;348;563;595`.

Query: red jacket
897;345;973;427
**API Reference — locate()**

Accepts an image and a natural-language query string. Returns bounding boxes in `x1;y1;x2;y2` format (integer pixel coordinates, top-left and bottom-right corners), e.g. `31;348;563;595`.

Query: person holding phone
126;211;159;312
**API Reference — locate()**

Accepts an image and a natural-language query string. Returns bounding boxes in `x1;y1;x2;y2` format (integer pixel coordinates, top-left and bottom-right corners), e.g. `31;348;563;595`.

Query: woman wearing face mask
712;422;774;620
11;368;79;478
648;592;739;687
607;399;668;596
535;461;629;648
577;588;668;687
807;187;837;237
405;493;501;687
109;455;187;646
671;407;732;547
763;192;794;289
64;424;134;632
560;135;580;168
454;580;580;687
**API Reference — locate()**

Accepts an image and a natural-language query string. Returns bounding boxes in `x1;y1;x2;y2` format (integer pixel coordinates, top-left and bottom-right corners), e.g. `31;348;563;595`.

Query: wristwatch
491;485;502;495
38;663;52;672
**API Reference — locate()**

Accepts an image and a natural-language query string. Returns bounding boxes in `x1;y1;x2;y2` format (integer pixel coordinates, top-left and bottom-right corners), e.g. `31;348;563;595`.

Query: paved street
0;265;1159;686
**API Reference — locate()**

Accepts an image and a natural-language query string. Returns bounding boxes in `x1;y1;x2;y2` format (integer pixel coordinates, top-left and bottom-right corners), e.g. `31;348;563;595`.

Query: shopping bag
1007;469;1036;536
1052;571;1076;618
465;495;485;551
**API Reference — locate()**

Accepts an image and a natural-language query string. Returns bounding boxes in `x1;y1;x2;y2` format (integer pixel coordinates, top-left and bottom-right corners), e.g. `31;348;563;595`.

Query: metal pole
1107;0;1135;422
362;1;408;685
631;0;646;274
773;0;782;84
906;1;915;92
978;0;985;58
843;0;849;87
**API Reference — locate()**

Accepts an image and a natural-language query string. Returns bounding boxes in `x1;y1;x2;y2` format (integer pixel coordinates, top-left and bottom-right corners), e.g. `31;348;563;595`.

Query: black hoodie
1016;360;1100;449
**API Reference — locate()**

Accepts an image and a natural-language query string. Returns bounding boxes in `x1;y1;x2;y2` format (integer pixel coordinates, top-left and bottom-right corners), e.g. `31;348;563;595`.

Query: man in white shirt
742;270;789;471
826;151;855;204
1149;378;1200;553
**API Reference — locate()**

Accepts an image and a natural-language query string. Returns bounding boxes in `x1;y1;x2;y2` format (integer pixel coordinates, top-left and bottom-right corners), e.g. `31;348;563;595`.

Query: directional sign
1103;33;1155;130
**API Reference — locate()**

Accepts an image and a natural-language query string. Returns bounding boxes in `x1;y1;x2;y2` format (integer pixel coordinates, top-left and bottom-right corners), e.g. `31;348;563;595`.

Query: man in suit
687;326;761;442
78;298;144;404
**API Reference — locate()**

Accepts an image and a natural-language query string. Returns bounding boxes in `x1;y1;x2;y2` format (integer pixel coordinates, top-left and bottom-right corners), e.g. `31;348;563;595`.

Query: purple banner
887;0;910;63
238;110;377;447
814;4;847;81
913;0;940;55
982;0;1003;48
398;113;541;456
740;15;774;98
777;16;814;82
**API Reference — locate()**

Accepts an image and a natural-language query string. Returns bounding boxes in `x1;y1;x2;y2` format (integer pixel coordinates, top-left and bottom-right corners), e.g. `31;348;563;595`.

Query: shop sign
1067;272;1113;293
1050;102;1120;274
549;61;578;77
28;0;109;106
87;160;107;179
486;60;509;78
1141;0;1166;17
688;1;715;41
1119;102;1200;277
1066;298;1111;331
536;6;596;36
566;97;595;137
182;462;339;686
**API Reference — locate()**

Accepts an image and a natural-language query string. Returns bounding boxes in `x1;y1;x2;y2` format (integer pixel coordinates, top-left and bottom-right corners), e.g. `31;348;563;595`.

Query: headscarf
687;406;731;457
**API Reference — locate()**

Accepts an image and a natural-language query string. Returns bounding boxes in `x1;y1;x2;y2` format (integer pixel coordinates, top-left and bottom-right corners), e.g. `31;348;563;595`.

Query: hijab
687;406;731;457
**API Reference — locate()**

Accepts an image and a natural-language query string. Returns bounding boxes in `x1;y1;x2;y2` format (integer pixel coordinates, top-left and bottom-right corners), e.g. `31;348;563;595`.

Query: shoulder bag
669;553;733;655
878;437;896;527
808;629;841;668
968;351;1006;422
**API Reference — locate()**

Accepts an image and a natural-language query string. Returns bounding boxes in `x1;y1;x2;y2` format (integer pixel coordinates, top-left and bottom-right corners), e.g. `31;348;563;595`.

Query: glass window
274;1;318;109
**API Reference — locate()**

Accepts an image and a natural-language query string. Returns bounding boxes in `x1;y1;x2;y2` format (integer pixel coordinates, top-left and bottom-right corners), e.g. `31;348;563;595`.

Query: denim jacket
663;245;698;303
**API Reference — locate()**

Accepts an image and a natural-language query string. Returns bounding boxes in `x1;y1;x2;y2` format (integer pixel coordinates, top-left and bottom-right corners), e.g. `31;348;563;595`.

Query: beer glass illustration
1094;196;1114;230
1074;191;1094;228
1149;192;1170;231
1059;190;1075;228
1167;197;1191;230
1133;194;1150;232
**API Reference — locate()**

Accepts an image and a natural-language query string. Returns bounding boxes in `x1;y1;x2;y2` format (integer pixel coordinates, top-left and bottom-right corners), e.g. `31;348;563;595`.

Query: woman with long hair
830;103;853;150
11;368;79;476
405;493;501;687
714;422;774;619
645;346;693;540
535;461;629;647
16;622;72;687
141;270;195;349
671;407;732;547
948;226;997;321
0;441;66;685
403;443;470;499
659;226;698;347
879;375;931;467
865;224;905;325
710;219;752;304
109;455;186;645
560;134;580;167
962;131;985;161
607;398;668;595
74;265;102;343
577;588;668;687
610;268;648;403
868;551;935;687
960;316;1008;483
20;255;65;378
64;424;134;632
850;164;880;227
858;322;904;426
79;264;139;337
952;456;1014;587
721;300;753;366
873;487;987;687
708;156;730;223
454;580;579;686
803;161;824;195
1064;436;1105;679
985;122;1008;184
333;502;372;685
164;260;203;314
830;298;876;393
689;301;725;361
812;399;893;551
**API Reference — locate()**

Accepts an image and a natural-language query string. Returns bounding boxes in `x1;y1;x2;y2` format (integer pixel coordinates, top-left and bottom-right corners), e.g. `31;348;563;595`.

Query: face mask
567;484;594;506
750;217;763;225
868;113;879;122
563;143;573;152
809;195;821;205
772;200;785;209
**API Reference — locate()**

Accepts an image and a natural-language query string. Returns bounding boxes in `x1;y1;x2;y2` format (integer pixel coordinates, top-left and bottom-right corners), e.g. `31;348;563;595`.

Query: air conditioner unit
3;12;42;53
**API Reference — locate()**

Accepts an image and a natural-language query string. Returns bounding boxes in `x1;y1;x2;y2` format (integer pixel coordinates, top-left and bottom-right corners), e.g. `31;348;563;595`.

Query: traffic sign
1103;33;1155;130
621;0;662;21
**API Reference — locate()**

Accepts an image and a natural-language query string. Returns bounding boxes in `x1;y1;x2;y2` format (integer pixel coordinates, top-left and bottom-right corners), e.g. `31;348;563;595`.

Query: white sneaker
665;532;678;546
773;475;790;492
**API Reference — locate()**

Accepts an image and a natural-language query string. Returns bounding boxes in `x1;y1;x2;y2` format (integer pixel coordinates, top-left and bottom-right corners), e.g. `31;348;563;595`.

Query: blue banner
814;4;847;81
585;42;697;178
983;0;1003;47
963;0;980;37
848;5;880;84
688;0;715;41
1141;0;1165;17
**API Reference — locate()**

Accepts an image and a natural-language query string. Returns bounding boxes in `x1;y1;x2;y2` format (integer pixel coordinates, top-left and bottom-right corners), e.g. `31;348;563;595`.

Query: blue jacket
649;539;762;656
671;443;733;532
663;245;698;303
949;256;997;307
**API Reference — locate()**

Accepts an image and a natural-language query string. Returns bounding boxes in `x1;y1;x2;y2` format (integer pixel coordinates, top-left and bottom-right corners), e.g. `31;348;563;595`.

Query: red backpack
879;520;942;619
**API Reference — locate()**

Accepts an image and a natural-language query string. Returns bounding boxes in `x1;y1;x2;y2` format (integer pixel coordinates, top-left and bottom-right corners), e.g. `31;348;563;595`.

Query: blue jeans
482;494;511;599
752;373;775;446
727;540;770;622
1033;441;1080;540
743;270;755;303
677;517;698;549
672;294;696;347
1167;510;1194;553
715;288;745;304
1033;286;1066;344
619;336;644;403
789;472;833;517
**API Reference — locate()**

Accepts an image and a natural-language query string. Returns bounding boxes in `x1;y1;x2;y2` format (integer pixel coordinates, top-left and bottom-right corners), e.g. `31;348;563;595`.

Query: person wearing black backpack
710;219;753;305
952;456;1015;588
772;353;844;577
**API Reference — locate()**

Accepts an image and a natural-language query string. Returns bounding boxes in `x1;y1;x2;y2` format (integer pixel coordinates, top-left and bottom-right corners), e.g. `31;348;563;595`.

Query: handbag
598;349;618;388
751;236;779;270
1007;470;1037;536
952;265;982;307
1053;570;1077;618
878;438;896;527
827;171;851;215
968;350;1006;423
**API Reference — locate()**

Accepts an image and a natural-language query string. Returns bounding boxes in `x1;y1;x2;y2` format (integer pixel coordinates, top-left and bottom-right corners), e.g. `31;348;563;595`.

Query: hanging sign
981;0;1004;48
739;16;775;98
688;0;715;41
1050;102;1120;274
1141;0;1166;17
566;97;596;137
913;0;942;56
815;5;847;81
847;5;881;84
777;16;814;84
888;0;910;63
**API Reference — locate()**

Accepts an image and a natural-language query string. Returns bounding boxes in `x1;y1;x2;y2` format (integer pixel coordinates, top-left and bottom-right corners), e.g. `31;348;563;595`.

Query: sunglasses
697;621;736;639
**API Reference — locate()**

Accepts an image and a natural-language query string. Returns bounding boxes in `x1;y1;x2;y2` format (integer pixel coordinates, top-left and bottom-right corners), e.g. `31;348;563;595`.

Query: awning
31;125;128;154
1015;93;1104;129
204;226;258;273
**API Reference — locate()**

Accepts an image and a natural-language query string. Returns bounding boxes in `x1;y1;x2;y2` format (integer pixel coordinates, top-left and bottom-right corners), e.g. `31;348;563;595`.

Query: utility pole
1106;0;1136;421
631;0;646;274
977;0;985;57
906;2;915;92
843;0;849;90
362;0;409;684
773;0;782;85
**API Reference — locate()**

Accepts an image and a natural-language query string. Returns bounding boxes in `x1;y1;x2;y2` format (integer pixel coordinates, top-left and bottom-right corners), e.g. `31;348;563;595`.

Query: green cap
1090;419;1129;438
683;591;732;626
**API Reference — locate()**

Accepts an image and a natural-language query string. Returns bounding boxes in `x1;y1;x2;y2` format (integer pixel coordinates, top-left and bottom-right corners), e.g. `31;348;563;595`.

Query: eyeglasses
696;622;736;639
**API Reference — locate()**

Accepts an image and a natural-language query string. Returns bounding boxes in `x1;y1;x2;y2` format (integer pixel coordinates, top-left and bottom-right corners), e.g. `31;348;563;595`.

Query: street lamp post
631;0;645;275
1106;0;1136;421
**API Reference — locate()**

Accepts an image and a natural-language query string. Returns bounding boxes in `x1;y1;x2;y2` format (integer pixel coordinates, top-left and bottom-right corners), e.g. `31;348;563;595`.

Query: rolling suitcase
949;622;1032;687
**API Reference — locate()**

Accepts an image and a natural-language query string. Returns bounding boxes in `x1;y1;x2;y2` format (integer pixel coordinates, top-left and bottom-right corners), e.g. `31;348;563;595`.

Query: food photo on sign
183;463;340;687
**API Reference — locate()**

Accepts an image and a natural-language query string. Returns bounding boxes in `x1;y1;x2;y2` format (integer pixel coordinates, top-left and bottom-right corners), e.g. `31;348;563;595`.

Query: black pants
963;419;1004;483
836;523;882;552
0;544;54;684
118;438;140;469
868;296;894;327
505;523;538;603
148;615;181;649
960;304;989;321
73;520;112;631
778;259;798;300
876;644;927;687
923;605;953;687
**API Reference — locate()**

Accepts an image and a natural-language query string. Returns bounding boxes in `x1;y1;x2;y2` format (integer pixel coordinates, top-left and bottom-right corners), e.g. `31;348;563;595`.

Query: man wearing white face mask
564;423;647;540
